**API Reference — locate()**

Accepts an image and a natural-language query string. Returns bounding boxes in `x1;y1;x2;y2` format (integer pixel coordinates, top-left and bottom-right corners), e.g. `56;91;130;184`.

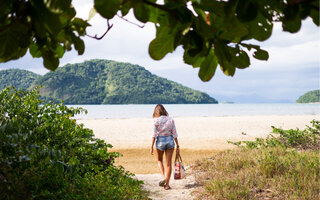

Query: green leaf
193;7;207;21
55;45;65;58
198;0;226;16
282;4;302;33
221;64;235;76
30;42;42;58
183;50;206;68
240;43;260;51
72;36;85;55
45;14;63;35
253;48;269;61
44;0;71;14
198;49;218;81
235;50;250;69
194;17;214;39
133;1;150;23
43;52;59;71
247;12;273;41
71;18;90;36
88;7;97;21
186;31;204;56
0;23;30;62
145;5;166;24
149;27;175;60
94;0;120;19
32;2;63;35
59;7;77;25
282;16;301;33
299;4;311;20
218;18;249;43
214;41;236;76
310;8;319;26
236;0;258;22
120;1;132;16
283;4;299;21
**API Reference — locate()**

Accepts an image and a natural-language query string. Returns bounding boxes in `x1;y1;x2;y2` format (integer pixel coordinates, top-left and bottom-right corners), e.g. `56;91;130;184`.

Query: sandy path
77;115;319;199
135;172;198;200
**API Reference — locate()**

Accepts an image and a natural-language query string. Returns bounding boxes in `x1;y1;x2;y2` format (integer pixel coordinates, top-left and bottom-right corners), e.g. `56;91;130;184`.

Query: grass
192;120;320;200
193;147;319;199
112;148;220;174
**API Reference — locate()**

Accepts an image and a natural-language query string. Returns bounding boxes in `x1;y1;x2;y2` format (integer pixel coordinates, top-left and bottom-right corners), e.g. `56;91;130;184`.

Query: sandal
159;179;166;187
164;185;171;190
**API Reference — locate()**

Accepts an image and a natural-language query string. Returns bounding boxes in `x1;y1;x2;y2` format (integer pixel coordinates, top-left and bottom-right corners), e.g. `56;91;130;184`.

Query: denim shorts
156;135;175;151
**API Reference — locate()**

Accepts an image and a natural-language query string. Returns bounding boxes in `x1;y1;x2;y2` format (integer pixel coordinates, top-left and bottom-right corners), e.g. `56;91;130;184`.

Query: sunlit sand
77;115;319;173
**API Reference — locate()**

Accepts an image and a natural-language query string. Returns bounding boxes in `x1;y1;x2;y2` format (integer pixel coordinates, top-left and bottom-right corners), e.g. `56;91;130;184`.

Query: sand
77;115;319;199
77;115;319;150
135;173;197;200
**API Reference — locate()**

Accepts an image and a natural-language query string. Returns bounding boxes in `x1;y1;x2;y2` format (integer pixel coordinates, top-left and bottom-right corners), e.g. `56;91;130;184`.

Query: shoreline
77;115;319;150
75;113;320;120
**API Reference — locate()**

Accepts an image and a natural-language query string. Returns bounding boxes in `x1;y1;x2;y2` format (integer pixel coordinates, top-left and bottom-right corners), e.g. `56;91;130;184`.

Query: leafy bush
193;147;319;200
194;121;320;199
228;120;320;150
0;87;148;199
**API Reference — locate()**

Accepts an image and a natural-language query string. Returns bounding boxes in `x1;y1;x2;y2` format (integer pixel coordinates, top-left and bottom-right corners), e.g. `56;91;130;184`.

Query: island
0;59;218;104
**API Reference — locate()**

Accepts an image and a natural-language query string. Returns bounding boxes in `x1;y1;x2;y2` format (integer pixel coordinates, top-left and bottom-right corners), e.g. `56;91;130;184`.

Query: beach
77;115;319;150
77;115;319;174
77;114;319;199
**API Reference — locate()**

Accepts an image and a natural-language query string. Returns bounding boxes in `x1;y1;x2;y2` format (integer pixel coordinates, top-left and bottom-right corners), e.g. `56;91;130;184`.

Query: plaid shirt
153;116;178;138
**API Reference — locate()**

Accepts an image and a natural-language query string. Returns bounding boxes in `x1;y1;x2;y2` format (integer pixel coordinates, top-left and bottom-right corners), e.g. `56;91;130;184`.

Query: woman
150;104;179;190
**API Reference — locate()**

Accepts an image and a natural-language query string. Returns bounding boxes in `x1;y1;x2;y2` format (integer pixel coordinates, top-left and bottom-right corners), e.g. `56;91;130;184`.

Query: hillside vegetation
296;90;320;103
193;120;320;199
0;69;40;90
1;60;217;104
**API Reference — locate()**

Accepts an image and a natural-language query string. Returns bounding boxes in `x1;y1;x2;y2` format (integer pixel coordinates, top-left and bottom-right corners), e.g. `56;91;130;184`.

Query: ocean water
69;104;320;119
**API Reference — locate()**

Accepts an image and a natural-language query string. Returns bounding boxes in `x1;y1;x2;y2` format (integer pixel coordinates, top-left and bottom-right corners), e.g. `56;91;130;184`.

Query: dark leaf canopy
0;0;318;81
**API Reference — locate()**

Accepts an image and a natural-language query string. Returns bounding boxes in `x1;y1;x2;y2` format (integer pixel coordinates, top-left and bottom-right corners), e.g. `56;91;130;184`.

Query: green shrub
195;120;320;199
194;147;319;200
228;120;320;150
0;87;148;199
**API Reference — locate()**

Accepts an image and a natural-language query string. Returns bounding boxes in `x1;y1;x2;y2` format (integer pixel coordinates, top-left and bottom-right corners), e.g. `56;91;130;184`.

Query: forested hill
0;69;40;90
296;90;320;103
1;59;218;104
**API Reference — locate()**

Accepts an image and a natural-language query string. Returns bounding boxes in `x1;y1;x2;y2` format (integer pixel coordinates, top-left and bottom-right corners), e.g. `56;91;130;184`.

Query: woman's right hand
150;147;154;155
176;146;180;152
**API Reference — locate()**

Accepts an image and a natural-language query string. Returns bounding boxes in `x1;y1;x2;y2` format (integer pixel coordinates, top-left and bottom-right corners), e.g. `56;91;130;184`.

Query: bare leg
164;148;174;189
156;148;166;180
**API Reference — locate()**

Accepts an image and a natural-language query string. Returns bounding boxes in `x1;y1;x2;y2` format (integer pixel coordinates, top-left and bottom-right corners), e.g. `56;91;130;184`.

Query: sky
0;1;319;103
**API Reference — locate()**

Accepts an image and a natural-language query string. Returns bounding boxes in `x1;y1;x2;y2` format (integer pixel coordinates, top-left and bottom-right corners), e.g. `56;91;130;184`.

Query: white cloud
251;40;319;71
0;1;319;102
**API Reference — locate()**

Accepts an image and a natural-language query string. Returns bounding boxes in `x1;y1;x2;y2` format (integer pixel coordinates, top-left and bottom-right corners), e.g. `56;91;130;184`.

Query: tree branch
86;20;113;40
116;14;145;28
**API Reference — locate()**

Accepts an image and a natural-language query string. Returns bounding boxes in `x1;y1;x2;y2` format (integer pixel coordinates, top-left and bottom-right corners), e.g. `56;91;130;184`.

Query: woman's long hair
153;104;168;118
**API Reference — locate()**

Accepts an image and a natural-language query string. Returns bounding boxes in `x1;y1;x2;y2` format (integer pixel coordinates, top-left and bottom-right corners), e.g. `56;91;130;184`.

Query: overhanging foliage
0;0;319;81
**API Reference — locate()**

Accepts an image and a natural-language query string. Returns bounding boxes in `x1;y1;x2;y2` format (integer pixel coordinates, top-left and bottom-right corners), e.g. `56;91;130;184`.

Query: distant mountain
213;93;293;104
0;69;40;90
296;90;320;103
1;59;217;104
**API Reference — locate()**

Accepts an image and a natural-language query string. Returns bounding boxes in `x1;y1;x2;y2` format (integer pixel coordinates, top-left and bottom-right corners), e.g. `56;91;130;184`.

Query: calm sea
69;104;320;119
